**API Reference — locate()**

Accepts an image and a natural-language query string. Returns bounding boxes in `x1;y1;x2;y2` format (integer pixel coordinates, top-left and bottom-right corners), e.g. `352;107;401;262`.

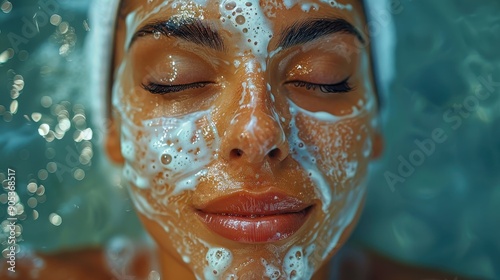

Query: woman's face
109;0;380;278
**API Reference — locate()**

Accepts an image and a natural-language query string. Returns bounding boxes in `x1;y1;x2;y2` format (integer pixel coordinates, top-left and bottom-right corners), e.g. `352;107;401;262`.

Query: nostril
230;148;244;159
268;148;281;159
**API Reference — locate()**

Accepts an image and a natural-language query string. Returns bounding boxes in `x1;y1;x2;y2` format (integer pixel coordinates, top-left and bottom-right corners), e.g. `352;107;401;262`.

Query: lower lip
196;208;311;243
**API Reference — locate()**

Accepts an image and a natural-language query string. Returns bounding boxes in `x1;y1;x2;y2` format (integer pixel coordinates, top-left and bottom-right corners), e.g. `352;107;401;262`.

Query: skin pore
107;0;382;279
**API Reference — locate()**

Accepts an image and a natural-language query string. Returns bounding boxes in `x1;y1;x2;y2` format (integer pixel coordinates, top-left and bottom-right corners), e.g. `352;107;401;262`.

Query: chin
132;185;366;279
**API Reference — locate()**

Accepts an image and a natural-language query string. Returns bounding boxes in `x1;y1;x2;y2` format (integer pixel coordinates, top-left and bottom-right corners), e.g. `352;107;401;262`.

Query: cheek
287;103;373;213
120;111;219;192
294;114;372;188
117;109;221;233
288;111;372;261
117;111;223;275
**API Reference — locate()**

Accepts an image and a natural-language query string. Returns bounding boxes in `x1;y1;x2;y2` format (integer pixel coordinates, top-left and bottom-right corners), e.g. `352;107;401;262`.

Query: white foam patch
322;182;365;259
124;0;213;48
282;245;315;279
219;0;273;71
117;107;219;194
262;258;281;279
287;102;339;212
204;248;233;279
301;3;319;12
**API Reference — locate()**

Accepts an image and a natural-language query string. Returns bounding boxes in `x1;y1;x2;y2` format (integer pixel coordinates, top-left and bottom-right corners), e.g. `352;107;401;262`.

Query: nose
220;66;289;164
222;109;289;163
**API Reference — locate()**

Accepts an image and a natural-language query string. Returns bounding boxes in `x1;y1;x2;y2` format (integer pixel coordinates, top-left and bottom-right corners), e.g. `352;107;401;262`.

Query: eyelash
142;78;352;95
292;78;353;94
142;82;210;94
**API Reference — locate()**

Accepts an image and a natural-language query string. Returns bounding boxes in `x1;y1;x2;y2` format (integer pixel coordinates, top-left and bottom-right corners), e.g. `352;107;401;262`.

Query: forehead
118;0;366;29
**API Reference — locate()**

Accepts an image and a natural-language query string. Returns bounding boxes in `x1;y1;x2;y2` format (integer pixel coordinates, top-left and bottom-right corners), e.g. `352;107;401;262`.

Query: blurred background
0;0;499;279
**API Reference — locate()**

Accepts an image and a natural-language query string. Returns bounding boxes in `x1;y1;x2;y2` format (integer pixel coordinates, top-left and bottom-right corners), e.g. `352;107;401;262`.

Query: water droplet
295;251;302;259
50;14;62;26
27;197;37;208
36;185;45;196
0;194;7;204
161;154;172;165
1;1;12;14
13;75;24;89
49;213;62;226
225;1;236;10
0;49;13;64
148;270;161;280
41;96;52;108
74;169;85;180
83;20;90;31
38;124;50;136
81;128;93;140
235;15;246;25
10;100;18;114
47;162;57;173
59;22;69;34
31;112;42;122
27;182;37;193
38;169;48;180
59;43;70;56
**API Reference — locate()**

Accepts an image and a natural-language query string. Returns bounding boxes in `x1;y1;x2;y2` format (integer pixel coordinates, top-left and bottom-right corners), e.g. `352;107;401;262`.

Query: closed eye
142;82;213;94
288;77;353;94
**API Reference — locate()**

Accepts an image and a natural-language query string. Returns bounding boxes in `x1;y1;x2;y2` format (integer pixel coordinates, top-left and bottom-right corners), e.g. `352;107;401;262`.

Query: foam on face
115;20;226;277
115;84;219;194
282;245;316;279
321;180;365;259
230;60;286;160
204;248;233;279
116;1;375;278
287;93;372;212
262;258;281;279
219;0;273;71
300;3;320;12
125;0;210;49
289;101;368;213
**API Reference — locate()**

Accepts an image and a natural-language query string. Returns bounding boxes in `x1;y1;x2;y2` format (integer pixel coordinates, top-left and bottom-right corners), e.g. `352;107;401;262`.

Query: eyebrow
130;17;363;53
277;18;365;49
130;17;225;51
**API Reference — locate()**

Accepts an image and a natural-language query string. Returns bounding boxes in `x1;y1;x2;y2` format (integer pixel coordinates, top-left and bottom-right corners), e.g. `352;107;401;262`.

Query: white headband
87;0;121;133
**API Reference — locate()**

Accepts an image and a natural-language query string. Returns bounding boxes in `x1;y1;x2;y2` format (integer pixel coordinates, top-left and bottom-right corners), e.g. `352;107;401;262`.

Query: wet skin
0;2;473;280
107;0;383;279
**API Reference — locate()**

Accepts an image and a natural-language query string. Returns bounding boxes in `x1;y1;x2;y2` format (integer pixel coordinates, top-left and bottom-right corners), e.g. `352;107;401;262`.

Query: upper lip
195;191;311;216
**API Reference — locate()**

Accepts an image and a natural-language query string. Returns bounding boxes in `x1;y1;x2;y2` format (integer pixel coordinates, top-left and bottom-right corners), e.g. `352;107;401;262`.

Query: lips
195;192;312;243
